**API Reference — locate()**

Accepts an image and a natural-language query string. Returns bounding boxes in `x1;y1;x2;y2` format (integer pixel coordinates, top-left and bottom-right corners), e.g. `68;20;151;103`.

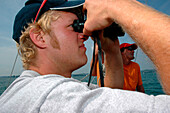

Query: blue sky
0;0;169;76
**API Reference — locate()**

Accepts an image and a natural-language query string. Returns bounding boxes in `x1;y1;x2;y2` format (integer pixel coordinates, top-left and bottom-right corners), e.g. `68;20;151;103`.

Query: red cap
120;43;138;51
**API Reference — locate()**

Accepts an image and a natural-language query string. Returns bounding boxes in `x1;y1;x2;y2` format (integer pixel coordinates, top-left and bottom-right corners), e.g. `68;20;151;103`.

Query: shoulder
130;61;140;67
44;86;170;112
130;61;138;65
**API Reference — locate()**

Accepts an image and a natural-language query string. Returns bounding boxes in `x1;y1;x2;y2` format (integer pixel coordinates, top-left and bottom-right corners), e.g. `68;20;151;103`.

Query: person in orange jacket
120;43;145;93
91;42;145;93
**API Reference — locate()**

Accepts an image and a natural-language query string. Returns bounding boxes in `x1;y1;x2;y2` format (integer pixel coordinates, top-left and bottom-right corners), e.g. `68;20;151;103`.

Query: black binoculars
72;18;125;41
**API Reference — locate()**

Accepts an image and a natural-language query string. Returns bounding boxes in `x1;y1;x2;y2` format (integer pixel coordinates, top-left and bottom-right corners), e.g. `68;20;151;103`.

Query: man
120;43;145;93
0;0;124;112
0;0;170;113
92;43;145;93
83;0;170;94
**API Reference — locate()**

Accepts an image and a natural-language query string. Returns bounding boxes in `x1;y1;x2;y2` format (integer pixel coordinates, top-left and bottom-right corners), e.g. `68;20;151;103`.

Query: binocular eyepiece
72;20;85;33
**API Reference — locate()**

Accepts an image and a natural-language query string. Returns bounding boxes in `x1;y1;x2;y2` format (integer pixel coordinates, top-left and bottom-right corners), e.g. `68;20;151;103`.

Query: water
0;70;165;96
0;76;19;96
141;70;165;95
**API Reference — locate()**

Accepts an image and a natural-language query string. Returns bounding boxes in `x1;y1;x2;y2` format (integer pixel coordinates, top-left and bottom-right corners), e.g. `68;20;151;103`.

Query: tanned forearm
103;39;124;89
107;0;170;94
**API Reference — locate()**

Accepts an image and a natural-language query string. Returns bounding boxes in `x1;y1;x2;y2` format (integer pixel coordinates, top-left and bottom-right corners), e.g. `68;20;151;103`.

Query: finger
83;26;92;36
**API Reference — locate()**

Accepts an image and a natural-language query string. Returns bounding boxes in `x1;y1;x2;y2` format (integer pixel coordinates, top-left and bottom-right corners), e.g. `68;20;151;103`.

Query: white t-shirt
0;70;170;113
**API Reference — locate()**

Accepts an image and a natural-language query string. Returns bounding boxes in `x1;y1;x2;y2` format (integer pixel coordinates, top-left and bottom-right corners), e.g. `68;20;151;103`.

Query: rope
80;74;90;81
91;76;96;83
7;52;19;87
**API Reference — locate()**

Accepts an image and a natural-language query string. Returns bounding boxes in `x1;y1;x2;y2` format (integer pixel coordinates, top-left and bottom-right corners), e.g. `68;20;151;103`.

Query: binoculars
72;18;125;41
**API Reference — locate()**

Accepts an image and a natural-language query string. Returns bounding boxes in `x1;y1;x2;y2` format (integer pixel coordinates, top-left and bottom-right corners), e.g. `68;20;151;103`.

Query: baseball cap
120;43;138;52
12;0;85;43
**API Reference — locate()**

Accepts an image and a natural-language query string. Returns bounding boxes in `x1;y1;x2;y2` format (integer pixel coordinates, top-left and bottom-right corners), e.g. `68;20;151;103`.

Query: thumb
83;21;93;36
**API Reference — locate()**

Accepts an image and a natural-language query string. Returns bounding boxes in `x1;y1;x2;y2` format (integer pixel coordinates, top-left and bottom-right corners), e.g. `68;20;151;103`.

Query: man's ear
29;28;46;49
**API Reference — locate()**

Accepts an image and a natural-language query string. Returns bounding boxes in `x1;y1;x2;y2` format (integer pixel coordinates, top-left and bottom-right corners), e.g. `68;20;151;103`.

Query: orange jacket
123;61;143;91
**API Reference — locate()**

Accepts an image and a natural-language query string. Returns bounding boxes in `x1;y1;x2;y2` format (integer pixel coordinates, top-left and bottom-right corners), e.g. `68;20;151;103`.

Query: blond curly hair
18;10;60;69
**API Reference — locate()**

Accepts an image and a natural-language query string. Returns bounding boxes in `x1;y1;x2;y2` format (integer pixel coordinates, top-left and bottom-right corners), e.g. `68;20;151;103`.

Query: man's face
123;47;135;60
45;11;88;72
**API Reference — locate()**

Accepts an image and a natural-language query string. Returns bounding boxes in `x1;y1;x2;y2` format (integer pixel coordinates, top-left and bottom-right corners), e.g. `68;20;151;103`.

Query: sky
0;0;169;76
